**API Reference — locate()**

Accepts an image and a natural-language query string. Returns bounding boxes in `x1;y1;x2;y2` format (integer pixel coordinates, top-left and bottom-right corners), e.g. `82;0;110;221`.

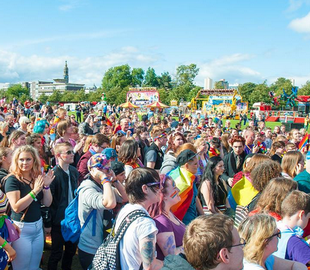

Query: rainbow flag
299;133;309;151
168;167;196;221
208;147;220;158
228;173;259;210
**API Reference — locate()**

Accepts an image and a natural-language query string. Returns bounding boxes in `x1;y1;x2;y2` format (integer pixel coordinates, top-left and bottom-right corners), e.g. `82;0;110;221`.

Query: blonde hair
281;151;304;178
238;214;276;266
0;147;11;167
8;145;42;181
83;135;93;153
8;130;26;148
0;122;8;133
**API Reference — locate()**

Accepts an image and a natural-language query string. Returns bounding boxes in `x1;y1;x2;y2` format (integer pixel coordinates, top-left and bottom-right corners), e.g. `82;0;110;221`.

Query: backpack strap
75;187;97;237
113;210;149;242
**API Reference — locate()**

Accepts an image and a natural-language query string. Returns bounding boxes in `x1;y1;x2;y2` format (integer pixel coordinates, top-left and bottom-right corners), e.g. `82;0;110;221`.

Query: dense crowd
0;100;309;270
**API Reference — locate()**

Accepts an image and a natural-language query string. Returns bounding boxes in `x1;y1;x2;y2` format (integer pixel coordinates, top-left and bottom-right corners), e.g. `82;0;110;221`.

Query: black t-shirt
5;175;43;222
271;154;282;164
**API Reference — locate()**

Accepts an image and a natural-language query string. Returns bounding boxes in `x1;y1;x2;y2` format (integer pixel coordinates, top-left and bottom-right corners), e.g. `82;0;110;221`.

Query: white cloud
4;30;127;49
0;47;160;86
195;53;261;87
289;12;310;33
287;0;310;12
58;0;84;11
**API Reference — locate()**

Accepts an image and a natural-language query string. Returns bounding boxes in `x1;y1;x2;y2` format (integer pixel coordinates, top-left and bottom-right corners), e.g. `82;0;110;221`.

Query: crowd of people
0;100;310;270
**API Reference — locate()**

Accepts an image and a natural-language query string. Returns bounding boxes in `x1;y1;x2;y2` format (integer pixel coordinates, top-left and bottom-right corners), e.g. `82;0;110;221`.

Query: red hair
230;135;245;146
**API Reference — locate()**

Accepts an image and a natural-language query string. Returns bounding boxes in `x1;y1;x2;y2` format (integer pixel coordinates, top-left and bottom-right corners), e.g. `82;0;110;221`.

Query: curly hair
253;177;297;215
250;160;282;192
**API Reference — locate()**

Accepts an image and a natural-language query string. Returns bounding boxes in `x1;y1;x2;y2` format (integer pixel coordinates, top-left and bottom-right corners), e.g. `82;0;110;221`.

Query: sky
0;0;310;88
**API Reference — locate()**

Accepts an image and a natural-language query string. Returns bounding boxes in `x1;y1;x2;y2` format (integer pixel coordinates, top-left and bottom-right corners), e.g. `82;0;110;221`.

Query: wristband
1;240;7;249
29;191;37;201
43;186;50;190
101;177;111;185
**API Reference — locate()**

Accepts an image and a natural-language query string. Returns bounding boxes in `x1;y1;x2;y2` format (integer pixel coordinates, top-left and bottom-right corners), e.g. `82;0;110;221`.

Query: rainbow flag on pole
299;133;309;151
168;167;196;221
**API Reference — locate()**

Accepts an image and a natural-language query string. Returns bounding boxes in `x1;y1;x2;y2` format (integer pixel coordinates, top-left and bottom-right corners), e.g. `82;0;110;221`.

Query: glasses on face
227;238;246;249
146;182;161;192
266;229;281;241
61;150;74;155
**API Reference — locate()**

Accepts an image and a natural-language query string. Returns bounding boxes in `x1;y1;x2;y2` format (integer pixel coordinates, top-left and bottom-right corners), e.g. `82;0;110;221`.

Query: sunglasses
266;229;281;241
227;238;246;249
61;150;74;155
146;182;161;189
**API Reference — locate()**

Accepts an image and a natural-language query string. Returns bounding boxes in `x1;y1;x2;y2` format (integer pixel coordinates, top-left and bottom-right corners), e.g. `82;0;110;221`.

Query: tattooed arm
156;232;183;257
139;232;163;270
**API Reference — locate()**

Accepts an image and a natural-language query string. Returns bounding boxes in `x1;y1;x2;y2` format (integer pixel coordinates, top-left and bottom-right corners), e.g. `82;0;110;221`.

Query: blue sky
0;0;310;88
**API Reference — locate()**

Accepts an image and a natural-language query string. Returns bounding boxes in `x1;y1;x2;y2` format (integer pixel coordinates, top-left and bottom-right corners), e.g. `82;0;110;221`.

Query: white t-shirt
115;203;158;270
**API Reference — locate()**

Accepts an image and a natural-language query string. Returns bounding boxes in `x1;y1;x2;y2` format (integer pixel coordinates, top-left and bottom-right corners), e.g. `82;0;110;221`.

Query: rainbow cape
227;173;259;210
299;133;309;151
168;167;196;220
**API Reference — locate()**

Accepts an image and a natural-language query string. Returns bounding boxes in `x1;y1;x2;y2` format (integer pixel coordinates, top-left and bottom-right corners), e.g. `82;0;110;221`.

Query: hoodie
160;151;177;175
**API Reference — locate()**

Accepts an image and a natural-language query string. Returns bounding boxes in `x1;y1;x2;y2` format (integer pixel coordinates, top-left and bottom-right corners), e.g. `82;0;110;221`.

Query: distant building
0;83;12;91
204;78;213;89
217;79;229;89
29;61;85;100
229;83;239;89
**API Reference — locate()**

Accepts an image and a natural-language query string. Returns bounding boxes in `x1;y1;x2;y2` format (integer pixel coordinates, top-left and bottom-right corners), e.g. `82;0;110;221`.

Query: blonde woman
239;214;306;270
281;151;304;179
4;145;55;270
0;122;8;144
8;130;26;151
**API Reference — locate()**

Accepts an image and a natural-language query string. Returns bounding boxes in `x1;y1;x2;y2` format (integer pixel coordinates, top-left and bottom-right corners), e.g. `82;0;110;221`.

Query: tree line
1;64;310;107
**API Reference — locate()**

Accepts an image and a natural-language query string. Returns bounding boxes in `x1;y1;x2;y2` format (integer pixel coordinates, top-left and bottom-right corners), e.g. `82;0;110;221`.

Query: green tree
6;84;29;100
158;88;170;105
101;65;132;91
298;81;310;95
169;84;192;102
175;64;199;86
143;67;159;87
187;86;201;101
62;91;75;102
249;82;270;106
48;90;63;103
74;89;88;102
38;93;49;104
238;82;257;105
88;88;104;102
158;72;172;90
269;77;293;96
131;68;144;87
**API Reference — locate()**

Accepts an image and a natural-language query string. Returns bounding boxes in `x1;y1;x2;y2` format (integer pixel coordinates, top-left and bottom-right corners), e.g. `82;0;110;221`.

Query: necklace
22;177;33;185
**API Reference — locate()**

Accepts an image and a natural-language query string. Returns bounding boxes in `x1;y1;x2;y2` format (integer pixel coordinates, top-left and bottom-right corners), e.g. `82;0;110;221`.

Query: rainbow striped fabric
227;173;259;210
168;167;196;220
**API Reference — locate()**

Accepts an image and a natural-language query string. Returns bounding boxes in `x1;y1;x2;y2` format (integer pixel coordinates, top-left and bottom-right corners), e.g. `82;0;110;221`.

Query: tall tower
64;61;69;83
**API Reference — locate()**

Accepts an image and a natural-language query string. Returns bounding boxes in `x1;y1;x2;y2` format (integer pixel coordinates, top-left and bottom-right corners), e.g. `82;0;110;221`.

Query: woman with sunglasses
238;214;306;270
148;175;185;261
77;153;127;270
5;145;55;270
